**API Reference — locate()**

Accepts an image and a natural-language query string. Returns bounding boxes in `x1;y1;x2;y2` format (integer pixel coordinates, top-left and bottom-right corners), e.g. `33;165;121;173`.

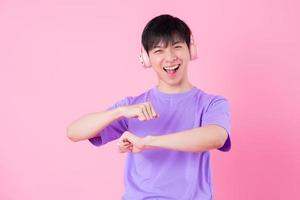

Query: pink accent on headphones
139;35;198;68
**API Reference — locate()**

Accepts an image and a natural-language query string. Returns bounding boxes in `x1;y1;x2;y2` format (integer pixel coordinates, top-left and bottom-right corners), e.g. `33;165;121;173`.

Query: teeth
163;64;180;70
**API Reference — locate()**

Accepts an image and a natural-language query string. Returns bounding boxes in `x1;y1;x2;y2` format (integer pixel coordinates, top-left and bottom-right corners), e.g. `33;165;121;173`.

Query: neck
157;81;194;94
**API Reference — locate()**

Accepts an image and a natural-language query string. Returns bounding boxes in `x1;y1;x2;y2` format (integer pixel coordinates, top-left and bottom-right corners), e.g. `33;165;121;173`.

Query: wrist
115;107;125;119
144;135;156;149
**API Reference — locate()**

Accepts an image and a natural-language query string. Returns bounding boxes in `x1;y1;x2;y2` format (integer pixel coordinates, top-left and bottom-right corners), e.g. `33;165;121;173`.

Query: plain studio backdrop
0;0;299;199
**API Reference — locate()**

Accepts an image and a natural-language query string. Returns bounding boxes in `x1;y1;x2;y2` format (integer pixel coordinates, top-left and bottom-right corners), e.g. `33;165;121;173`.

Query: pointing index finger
148;102;158;118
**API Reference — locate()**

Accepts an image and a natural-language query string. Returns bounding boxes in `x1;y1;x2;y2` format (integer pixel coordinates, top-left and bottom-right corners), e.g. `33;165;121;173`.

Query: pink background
0;0;299;199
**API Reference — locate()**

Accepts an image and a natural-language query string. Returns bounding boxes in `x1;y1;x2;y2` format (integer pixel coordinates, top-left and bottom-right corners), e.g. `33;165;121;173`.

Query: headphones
139;35;198;68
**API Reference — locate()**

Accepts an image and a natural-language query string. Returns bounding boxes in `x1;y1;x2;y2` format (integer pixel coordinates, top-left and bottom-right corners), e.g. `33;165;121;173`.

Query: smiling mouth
163;64;180;74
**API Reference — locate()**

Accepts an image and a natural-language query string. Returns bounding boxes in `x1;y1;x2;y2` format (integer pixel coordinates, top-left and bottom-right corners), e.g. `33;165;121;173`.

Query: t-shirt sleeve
88;97;131;147
201;95;231;152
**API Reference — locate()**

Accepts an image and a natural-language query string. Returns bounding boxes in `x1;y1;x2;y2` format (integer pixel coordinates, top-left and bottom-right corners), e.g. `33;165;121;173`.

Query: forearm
144;125;228;152
66;107;123;142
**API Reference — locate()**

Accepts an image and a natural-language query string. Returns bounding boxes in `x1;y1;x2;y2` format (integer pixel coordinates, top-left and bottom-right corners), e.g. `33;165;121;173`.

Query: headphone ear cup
189;43;197;60
139;47;151;68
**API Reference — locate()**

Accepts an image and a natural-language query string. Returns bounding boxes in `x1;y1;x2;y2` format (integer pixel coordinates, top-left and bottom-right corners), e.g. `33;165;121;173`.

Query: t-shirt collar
152;85;198;100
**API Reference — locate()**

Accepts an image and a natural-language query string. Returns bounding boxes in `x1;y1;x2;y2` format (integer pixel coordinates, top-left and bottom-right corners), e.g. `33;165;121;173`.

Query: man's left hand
117;131;148;153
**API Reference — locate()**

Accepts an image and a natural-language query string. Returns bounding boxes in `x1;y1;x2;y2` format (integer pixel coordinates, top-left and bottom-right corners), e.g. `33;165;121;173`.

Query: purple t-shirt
89;86;231;200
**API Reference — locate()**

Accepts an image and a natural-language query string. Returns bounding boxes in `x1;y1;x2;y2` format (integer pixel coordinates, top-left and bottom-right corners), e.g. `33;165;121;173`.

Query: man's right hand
120;101;159;121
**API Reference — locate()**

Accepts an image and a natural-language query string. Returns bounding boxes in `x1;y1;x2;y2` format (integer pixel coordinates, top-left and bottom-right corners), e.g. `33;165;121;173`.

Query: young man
67;14;231;200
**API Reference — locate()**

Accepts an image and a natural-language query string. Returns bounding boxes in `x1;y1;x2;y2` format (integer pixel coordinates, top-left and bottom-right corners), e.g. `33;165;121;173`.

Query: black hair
142;14;191;54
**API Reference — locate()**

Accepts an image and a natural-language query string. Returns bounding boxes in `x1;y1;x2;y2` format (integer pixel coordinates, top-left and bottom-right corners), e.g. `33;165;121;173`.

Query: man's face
148;38;191;87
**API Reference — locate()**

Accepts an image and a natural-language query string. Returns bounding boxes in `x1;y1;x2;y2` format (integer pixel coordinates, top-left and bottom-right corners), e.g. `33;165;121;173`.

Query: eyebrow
172;41;184;45
153;44;164;48
152;41;183;49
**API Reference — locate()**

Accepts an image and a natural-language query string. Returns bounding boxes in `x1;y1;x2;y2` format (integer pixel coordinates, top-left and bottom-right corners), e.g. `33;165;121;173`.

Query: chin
165;79;183;86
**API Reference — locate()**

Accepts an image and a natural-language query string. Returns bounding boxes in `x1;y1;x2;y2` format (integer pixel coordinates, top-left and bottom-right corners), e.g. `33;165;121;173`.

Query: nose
165;48;178;62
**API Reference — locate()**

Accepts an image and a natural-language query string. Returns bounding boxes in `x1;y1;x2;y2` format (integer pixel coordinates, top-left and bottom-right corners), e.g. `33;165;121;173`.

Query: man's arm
122;125;228;153
66;108;124;142
67;101;158;142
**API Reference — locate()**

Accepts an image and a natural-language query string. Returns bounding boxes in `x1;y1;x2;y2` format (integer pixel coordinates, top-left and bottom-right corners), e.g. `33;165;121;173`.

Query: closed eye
174;45;182;48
